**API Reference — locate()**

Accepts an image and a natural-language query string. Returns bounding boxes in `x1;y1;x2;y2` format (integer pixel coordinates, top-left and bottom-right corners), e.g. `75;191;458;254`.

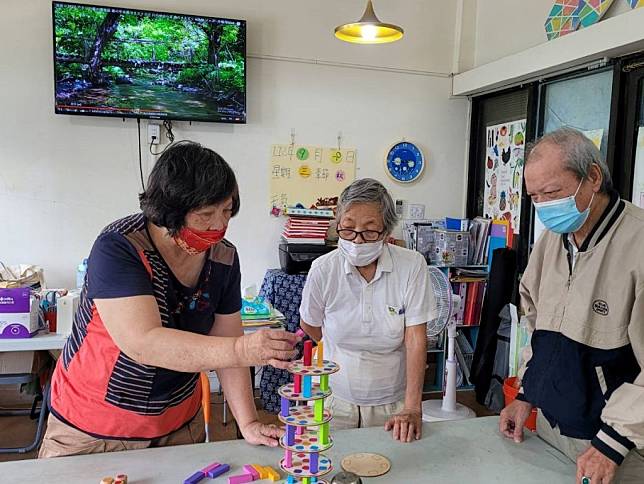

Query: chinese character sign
269;144;356;210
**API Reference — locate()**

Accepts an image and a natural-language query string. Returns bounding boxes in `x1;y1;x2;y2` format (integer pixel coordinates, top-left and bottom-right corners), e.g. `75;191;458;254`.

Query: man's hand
576;446;618;484
499;399;534;443
384;408;422;443
239;421;284;447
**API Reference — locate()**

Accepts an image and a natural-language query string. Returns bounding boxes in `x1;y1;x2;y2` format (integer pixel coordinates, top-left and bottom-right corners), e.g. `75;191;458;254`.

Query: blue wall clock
385;141;425;183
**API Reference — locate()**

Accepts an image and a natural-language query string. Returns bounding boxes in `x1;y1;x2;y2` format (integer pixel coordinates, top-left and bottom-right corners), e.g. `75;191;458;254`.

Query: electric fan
421;266;476;421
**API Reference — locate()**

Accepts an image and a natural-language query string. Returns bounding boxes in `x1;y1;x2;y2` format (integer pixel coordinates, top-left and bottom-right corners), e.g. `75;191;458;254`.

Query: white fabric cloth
300;243;435;405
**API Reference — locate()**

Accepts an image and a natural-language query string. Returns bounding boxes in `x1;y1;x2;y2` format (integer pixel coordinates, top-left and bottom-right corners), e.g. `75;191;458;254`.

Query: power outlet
148;123;160;145
409;204;426;220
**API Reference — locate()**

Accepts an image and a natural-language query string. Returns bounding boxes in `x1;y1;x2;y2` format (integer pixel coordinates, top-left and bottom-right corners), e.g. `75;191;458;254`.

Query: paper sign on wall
632;128;644;209
269;144;356;210
484;120;526;235
582;129;604;150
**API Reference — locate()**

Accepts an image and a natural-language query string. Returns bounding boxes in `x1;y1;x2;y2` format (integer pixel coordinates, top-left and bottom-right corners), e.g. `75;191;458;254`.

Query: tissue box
0;288;39;338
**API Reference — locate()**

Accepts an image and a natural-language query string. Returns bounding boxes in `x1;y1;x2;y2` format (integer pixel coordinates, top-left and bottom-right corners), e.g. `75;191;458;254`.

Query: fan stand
422;323;476;422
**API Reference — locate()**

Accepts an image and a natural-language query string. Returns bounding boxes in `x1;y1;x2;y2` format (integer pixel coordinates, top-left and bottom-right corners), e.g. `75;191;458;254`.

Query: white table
0;332;68;352
0;417;575;483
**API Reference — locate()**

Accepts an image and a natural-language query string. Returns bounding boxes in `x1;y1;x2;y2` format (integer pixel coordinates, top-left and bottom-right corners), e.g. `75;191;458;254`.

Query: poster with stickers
483;120;526;234
269;144;356;210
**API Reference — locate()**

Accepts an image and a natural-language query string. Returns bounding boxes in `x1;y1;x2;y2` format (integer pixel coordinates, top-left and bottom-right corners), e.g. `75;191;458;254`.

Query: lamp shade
335;0;404;44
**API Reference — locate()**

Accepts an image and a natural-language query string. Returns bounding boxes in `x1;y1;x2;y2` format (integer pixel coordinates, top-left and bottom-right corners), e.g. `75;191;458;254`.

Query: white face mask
338;238;384;267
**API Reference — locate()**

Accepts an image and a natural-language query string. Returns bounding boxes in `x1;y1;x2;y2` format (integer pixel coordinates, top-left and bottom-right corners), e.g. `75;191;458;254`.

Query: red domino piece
303;340;313;366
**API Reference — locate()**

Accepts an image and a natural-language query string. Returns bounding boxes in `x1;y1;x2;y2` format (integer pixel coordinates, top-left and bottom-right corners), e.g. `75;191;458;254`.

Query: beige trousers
325;394;405;431
38;411;205;458
537;411;644;484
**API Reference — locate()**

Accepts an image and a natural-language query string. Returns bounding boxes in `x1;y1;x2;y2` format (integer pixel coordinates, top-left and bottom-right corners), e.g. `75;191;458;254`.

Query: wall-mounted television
52;2;246;123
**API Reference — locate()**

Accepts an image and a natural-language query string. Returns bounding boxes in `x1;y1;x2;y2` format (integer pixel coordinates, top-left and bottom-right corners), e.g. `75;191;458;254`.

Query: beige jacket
519;195;644;465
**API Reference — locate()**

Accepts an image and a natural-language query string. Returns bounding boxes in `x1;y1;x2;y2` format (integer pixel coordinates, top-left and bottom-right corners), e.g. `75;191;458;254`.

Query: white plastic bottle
76;258;88;289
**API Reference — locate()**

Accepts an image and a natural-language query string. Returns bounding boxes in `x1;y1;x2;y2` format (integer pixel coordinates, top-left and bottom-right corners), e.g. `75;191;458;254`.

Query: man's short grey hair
527;127;613;193
336;178;398;234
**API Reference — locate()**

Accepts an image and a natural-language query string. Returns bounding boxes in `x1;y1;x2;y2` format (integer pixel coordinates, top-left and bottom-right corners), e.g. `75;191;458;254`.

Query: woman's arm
210;312;283;446
385;323;427;443
95;296;299;372
402;323;427;412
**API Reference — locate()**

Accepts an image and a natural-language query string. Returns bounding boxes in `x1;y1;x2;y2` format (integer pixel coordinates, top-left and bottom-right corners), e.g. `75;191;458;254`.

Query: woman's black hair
139;140;240;235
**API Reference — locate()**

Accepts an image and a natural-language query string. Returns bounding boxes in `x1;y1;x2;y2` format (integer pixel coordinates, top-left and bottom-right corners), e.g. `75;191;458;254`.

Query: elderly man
299;178;433;443
500;127;644;483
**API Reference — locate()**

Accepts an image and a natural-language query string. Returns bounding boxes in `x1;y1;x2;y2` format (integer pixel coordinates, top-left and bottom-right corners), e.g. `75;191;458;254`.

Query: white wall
0;0;468;290
472;0;632;67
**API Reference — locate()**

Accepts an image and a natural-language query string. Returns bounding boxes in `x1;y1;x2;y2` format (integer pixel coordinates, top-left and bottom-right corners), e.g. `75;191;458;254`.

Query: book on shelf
463;280;487;326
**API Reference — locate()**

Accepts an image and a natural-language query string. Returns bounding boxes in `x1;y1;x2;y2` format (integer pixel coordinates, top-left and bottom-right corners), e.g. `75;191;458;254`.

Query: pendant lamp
335;0;404;44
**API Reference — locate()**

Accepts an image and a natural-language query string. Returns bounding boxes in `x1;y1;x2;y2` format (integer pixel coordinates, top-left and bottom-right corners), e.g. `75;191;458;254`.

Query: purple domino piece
286;424;295;445
184;471;206;484
201;462;221;474
228;474;254;484
243;465;260;479
281;396;290;417
207;463;230;478
310;452;319;473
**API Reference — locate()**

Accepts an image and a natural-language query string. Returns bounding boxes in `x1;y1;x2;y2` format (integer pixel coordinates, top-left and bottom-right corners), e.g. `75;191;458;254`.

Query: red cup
503;376;537;431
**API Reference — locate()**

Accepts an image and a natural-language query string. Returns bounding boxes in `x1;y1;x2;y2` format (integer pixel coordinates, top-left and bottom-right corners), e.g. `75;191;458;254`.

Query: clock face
385;142;425;183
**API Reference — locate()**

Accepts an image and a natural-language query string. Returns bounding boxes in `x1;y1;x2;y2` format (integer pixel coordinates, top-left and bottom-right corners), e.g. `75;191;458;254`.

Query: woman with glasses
299;178;434;443
40;141;299;458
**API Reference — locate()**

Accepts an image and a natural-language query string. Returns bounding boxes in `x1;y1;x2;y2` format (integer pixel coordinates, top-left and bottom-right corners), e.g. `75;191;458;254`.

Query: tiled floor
0;392;494;463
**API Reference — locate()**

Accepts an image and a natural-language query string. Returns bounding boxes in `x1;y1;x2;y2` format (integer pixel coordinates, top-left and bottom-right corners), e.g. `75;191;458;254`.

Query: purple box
0;288;38;338
0;288;30;314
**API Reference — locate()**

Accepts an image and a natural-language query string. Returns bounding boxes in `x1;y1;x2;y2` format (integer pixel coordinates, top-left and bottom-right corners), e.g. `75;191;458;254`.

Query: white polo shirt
299;243;435;406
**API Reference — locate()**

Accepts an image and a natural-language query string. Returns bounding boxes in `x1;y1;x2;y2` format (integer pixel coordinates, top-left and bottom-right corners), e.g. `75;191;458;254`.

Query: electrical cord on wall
149;119;176;156
137;117;145;191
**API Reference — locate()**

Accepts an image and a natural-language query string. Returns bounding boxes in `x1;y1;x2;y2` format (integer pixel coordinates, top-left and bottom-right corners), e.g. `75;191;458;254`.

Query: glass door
625;69;644;207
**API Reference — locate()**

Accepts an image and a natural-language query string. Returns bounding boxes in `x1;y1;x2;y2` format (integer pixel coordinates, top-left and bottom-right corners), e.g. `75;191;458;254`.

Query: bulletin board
269;144;357;209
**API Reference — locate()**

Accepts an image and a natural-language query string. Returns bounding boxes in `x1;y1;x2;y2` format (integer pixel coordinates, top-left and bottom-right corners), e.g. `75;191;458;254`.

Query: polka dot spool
280;452;333;478
280;427;334;453
278;406;333;427
278;382;331;402
290;360;340;376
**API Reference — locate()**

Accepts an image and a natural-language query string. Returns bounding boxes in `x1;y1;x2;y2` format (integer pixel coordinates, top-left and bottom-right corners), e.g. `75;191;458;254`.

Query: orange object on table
200;372;211;442
503;376;537;431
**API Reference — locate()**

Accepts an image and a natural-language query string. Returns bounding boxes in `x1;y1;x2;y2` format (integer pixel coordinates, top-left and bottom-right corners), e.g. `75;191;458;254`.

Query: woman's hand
239;420;284;447
235;329;300;369
385;408;422;443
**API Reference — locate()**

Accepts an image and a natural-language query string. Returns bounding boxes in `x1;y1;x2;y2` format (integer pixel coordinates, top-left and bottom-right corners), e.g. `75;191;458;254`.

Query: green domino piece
319;422;329;445
319;374;329;391
314;398;324;422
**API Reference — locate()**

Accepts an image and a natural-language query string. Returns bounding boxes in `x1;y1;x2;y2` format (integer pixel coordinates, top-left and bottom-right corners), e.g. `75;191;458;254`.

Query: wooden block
251;465;268;479
100;478;114;484
303;375;312;398
207;464;230;478
294;373;302;393
303;340;313;366
243;465;260;480
281;396;290;417
318;422;329;445
201;462;220;474
302;477;310;484
286;424;295;445
228;474;254;484
317;341;324;367
284;449;293;467
314;398;324;422
183;471;205;484
319;374;329;391
310;452;319;474
115;475;128;484
264;467;281;482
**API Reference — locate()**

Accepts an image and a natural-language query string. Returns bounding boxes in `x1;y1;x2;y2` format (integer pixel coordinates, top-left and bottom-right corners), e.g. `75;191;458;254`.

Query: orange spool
503;377;537;432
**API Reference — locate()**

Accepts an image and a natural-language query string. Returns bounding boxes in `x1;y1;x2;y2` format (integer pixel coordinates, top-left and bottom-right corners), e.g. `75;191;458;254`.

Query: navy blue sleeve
87;232;154;299
215;251;242;315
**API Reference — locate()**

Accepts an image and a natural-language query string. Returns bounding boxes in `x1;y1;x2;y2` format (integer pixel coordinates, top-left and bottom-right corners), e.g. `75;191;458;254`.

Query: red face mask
174;226;227;255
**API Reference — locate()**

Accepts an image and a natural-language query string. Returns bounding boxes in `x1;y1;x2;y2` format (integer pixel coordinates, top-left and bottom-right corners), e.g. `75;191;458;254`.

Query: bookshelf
423;264;489;394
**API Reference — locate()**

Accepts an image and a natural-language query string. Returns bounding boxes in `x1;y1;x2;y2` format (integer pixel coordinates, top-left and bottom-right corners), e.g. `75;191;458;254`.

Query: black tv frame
52;1;247;124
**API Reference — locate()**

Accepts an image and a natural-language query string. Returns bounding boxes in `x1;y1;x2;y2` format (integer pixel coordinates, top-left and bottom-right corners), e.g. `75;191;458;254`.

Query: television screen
52;2;246;123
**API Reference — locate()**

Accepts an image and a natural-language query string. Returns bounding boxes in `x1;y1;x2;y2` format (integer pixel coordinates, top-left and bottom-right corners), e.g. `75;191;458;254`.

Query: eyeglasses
337;227;385;242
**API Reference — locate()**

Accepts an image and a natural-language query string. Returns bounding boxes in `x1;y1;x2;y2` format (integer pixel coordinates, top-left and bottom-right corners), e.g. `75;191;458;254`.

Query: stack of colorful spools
278;340;340;484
